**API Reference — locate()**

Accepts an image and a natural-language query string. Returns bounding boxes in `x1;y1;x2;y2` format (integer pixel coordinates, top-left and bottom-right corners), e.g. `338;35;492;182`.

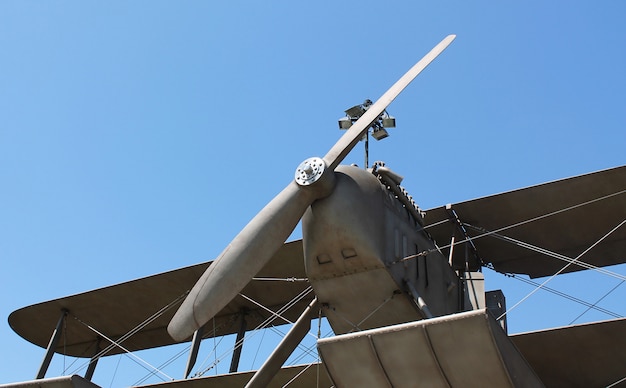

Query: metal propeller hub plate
295;157;326;186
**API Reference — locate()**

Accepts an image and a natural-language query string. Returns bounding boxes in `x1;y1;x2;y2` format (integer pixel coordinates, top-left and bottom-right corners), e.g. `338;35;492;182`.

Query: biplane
4;35;626;388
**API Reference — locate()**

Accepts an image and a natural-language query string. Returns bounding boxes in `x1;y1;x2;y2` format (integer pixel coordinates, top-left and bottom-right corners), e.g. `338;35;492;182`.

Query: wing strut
184;327;204;379
446;204;482;271
36;309;68;380
246;298;319;388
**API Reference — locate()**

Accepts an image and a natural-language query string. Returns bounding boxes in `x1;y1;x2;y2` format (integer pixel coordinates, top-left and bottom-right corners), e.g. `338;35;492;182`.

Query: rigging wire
71;314;174;381
68;291;187;378
282;330;336;387
287;328;334;366
353;295;395;332
252;277;308;282
251;324;267;370
464;223;626;282
192;317;230;377
317;306;322;388
193;329;227;377
241;200;622;383
282;328;337;387
424;188;626;237
416;188;626;272
283;362;315;388
188;313;238;377
136;318;238;386
406;187;626;325
197;317;276;375
52;182;622;384
60;342;95;375
319;293;395;334
62;314;67;375
607;374;626;388
238;287;319;340
108;355;122;388
265;325;319;361
213;317;217;376
487;267;622;319
239;294;297;327
497;219;626;321
194;287;315;377
568;279;624;324
133;344;192;386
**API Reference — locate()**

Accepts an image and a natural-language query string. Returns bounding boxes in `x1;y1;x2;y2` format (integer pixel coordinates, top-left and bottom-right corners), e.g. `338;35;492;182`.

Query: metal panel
318;309;543;388
368;322;446;386
321;334;393;387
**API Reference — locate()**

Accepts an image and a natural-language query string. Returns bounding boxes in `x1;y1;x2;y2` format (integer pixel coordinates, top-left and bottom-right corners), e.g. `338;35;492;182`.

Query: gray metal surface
425;165;626;278
304;165;460;335
317;309;543;388
9;240;310;357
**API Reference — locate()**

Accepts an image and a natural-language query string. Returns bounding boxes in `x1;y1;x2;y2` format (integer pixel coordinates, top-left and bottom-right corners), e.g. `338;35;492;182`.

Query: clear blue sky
1;1;625;386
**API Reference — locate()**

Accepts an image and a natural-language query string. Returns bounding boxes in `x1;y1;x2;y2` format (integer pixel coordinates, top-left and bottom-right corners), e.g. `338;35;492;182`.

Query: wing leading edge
8;240;309;357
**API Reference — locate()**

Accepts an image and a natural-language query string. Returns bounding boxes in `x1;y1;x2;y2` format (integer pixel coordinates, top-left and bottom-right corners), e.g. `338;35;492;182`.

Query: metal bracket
445;204;482;272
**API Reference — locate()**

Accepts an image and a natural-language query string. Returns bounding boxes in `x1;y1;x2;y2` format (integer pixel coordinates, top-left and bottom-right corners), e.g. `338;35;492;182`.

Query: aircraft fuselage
302;165;460;334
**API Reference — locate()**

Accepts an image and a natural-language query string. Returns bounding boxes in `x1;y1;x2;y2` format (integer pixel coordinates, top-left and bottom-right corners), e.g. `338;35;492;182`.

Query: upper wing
424;165;626;278
8;240;310;357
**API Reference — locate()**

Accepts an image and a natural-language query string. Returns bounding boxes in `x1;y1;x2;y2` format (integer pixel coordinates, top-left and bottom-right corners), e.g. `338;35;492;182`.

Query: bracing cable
498;219;626;321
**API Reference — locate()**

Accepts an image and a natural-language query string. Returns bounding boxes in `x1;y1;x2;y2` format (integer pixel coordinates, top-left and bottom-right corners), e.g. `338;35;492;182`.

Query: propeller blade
168;35;456;342
168;181;319;341
324;34;456;170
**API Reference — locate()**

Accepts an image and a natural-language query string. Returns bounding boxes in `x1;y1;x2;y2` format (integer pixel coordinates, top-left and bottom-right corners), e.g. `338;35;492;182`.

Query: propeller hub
295;157;326;186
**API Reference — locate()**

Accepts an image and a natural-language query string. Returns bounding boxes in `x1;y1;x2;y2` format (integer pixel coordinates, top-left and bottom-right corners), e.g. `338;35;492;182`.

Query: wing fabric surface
8;240;308;357
511;317;626;387
425;165;626;278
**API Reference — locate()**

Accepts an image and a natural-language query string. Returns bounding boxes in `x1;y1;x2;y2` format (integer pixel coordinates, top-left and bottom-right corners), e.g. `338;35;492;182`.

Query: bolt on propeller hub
295;157;326;186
